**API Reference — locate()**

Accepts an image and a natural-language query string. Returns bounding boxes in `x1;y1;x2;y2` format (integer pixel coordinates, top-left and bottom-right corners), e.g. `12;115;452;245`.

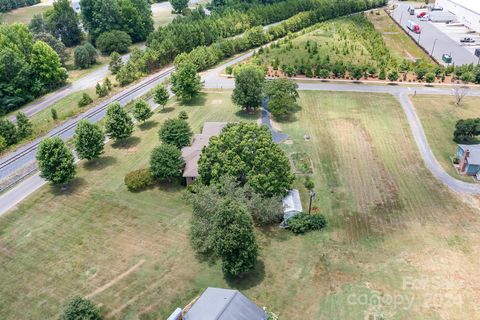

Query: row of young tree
0;0;39;13
113;0;386;87
0;113;33;151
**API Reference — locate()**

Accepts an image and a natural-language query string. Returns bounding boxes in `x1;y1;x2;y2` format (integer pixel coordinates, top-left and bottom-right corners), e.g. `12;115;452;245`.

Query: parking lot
391;1;479;65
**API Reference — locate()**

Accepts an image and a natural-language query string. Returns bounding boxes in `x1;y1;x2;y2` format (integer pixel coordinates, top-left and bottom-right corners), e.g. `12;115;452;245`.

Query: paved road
391;2;477;65
4;30;480;216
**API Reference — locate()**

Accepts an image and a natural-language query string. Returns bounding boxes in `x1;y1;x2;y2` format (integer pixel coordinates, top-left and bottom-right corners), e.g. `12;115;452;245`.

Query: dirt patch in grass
327;119;400;213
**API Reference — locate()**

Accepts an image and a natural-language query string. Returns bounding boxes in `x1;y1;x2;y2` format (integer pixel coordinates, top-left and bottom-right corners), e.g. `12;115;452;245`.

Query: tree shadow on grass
138;120;159;131
111;136;141;149
258;224;292;243
225;260;265;290
49;177;86;196
153;179;185;193
234;109;261;121
158;107;174;113
82;156;117;171
181;93;207;107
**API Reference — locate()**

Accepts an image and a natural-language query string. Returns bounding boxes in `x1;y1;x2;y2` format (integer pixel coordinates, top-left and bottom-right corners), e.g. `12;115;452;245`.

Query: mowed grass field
412;95;480;182
1;90;480;319
0;5;51;25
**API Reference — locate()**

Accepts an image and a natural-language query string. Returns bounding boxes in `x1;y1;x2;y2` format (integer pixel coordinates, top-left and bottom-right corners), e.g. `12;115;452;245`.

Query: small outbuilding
281;189;303;227
457;144;480;176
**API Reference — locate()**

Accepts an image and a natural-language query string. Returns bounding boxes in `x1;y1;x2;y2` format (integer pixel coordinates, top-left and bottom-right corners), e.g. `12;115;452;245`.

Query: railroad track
0;67;175;173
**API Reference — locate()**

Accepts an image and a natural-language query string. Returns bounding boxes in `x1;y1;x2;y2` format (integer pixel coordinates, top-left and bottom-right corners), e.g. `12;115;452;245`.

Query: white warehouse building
435;0;480;32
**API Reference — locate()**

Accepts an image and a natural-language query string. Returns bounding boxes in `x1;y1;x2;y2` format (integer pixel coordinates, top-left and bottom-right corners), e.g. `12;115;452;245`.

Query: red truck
407;20;421;34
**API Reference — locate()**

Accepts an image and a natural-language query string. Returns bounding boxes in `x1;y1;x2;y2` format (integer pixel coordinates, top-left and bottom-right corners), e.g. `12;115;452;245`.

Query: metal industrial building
435;0;480;32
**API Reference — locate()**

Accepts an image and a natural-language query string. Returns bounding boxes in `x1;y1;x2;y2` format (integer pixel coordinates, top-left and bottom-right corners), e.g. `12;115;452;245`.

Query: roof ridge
214;290;238;320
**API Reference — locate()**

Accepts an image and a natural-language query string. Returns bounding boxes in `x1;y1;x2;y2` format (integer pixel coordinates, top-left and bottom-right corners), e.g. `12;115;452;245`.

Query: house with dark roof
167;287;267;320
181;122;228;185
457;144;480;176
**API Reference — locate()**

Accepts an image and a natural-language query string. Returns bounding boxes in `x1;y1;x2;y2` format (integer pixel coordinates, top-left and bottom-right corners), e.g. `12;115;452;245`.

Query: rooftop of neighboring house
458;144;480;165
182;122;228;178
183;287;267;320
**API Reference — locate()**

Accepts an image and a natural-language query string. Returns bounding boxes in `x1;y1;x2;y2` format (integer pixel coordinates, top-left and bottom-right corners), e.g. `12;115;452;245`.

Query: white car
419;16;429;21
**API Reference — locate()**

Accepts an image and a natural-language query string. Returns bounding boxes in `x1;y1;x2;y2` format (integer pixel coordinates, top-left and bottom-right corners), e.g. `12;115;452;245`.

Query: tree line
114;0;386;86
0;23;67;116
0;0;39;13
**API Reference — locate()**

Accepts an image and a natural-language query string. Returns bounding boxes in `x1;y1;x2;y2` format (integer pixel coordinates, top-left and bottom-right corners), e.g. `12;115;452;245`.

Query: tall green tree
16;112;33;139
170;0;188;13
190;192;258;277
74;120;105;160
109;51;124;74
61;297;102;320
119;0;154;42
199;123;294;197
29;13;47;34
171;60;203;102
31;40;67;91
45;0;82;47
159;118;192;148
131;99;153;123
37;137;76;184
74;43;98;69
0;119;18;146
150;144;184;181
33;32;69;64
104;102;134;141
263;78;299;119
80;0;123;42
153;83;169;110
232;65;264;113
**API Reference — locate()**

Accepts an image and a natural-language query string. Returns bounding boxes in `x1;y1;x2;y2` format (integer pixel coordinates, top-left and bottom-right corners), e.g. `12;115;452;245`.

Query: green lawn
1;90;480;319
0;5;51;25
412;95;480;182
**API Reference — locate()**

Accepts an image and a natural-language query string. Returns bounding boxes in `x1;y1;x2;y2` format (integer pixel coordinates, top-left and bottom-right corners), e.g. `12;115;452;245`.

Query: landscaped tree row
0;0;39;13
114;0;386;86
0;24;67;116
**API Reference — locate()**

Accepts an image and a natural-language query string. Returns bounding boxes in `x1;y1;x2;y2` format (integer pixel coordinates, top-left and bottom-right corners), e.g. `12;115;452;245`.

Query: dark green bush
78;93;93;107
124;168;154;191
288;213;326;234
96;30;132;55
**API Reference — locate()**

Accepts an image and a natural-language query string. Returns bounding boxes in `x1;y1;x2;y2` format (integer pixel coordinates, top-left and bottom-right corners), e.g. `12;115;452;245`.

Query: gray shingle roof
184;288;267;320
458;144;480;165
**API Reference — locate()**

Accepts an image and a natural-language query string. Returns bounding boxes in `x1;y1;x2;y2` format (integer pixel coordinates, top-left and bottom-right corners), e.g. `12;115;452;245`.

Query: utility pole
431;38;438;57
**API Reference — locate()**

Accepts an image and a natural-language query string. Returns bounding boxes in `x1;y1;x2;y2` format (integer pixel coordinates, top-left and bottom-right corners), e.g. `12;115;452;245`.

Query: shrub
124;168;154;191
288;213;327;234
178;111;188;120
74;43;97;69
96;30;132;55
78;93;93;107
425;72;435;84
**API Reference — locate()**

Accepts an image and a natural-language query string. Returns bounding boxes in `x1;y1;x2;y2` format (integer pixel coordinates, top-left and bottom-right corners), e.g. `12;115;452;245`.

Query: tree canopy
189;190;258;277
232;64;265;113
74;120;105;160
170;0;188;13
0;24;67;115
263;78;299;119
104;102;134;141
170;60;203;102
131;99;153;123
199;123;294;197
61;297;102;320
158;118;192;148
36;137;76;184
153;84;169;109
150;144;184;181
45;0;82;47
